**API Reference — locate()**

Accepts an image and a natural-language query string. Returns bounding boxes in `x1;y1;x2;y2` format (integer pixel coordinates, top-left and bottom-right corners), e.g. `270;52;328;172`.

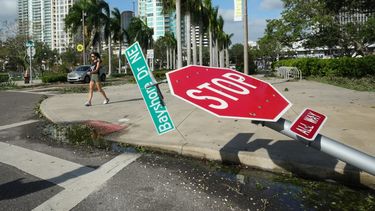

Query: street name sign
166;65;291;121
290;108;327;141
125;42;175;135
27;47;36;57
26;40;34;47
147;49;154;59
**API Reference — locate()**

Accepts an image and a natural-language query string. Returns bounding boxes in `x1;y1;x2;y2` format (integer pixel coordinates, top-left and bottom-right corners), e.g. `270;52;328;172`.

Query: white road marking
0;120;39;131
34;153;140;211
0;142;140;210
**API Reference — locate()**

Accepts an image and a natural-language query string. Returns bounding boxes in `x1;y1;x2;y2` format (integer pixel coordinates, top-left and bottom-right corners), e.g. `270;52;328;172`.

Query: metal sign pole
29;47;32;84
252;118;375;175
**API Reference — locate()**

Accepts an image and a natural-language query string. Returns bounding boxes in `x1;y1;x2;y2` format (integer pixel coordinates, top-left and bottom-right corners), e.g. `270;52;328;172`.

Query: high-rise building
51;0;75;53
138;0;176;41
17;0;75;53
121;11;134;31
17;0;52;47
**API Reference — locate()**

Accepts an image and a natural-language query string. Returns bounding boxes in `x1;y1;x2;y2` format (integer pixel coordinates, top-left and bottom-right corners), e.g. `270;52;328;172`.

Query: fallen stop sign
166;65;292;121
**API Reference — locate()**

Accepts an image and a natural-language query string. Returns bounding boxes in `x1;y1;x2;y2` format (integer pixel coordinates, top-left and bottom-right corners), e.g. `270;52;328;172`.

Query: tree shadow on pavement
0;165;97;200
219;133;363;187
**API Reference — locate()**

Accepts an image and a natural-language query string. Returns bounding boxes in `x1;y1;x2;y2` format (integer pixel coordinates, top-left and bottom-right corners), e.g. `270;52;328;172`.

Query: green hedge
273;56;375;78
0;73;9;83
153;70;168;79
41;72;67;83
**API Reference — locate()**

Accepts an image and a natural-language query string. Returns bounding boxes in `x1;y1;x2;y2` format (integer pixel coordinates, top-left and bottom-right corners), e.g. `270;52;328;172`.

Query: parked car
67;65;106;83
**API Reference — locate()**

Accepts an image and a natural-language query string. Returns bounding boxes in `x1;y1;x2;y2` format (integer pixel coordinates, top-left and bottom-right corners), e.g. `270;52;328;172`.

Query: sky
0;0;284;44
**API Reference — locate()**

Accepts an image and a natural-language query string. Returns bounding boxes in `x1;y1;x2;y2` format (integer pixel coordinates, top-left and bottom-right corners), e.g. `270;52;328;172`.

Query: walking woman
85;52;109;106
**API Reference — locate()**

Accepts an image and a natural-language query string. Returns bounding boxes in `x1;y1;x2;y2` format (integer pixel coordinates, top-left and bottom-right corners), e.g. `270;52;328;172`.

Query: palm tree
203;1;218;67
224;33;233;67
176;0;182;68
162;0;183;68
110;8;126;74
65;0;91;64
65;0;109;52
215;15;224;67
188;0;203;65
165;32;177;69
127;17;153;52
103;6;112;76
86;0;110;51
196;1;209;66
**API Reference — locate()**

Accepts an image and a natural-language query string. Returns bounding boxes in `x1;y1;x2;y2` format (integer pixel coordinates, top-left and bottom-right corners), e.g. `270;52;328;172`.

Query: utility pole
243;0;249;75
82;11;86;65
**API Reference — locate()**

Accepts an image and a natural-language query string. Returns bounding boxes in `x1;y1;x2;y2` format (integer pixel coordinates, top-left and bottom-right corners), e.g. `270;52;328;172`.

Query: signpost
26;40;35;83
290;108;327;141
166;65;292;121
125;42;175;135
147;49;154;72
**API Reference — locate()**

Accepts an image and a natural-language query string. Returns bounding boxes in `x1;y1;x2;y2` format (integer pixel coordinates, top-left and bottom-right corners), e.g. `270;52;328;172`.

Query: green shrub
274;55;375;78
153;70;168;79
0;73;9;83
41;72;67;83
110;73;127;78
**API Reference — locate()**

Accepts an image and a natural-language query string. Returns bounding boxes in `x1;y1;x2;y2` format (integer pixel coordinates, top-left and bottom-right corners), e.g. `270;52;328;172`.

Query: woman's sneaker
85;102;91;106
103;98;110;104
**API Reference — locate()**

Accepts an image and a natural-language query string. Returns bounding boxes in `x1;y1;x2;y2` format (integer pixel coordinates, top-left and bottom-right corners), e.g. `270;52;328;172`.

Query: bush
41;72;67;83
274;55;375;78
153;70;168;79
110;73;127;78
0;73;9;83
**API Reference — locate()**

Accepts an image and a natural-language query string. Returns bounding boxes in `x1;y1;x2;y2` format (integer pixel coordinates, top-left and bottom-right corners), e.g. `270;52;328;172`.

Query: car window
76;66;89;72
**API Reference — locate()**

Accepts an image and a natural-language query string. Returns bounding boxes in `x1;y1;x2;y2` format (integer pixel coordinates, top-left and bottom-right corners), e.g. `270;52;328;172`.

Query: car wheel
84;76;90;83
100;74;106;82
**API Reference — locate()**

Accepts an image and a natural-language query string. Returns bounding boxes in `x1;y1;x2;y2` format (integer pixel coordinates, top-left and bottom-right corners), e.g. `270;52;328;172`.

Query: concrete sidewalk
40;77;375;188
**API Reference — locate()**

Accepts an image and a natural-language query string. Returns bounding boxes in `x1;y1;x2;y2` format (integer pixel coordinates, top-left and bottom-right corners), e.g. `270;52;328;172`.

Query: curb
104;136;375;190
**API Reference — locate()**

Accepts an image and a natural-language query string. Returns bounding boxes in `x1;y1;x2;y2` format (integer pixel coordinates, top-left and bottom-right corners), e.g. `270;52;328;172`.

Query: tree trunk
199;20;203;66
108;36;112;76
192;23;197;65
209;30;213;66
176;0;182;68
166;47;170;70
225;48;229;68
173;48;176;69
220;49;224;68
186;12;191;66
215;39;219;67
118;41;122;74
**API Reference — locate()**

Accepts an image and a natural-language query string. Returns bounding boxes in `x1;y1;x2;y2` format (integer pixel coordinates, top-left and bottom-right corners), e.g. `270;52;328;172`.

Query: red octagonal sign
166;65;292;121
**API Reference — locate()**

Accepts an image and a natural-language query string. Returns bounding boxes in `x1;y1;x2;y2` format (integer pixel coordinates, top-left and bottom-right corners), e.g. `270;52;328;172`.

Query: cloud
218;8;267;44
0;0;17;19
260;0;283;10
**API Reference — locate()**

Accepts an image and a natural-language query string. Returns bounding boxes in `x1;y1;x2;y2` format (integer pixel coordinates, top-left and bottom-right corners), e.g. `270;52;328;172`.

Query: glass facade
138;0;177;41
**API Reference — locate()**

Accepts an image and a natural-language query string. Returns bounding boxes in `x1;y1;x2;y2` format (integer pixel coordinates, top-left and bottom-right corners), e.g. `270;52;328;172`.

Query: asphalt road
0;89;373;211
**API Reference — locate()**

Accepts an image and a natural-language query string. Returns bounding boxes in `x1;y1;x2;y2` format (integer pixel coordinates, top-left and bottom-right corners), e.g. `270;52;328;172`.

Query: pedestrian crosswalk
0;141;140;210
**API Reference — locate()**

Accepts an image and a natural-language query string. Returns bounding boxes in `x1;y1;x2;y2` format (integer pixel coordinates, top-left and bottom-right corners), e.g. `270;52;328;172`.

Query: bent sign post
125;42;175;135
166;65;291;121
166;65;375;176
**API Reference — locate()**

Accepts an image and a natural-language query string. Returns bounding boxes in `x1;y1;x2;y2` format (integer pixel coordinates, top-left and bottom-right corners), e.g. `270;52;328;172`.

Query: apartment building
138;0;177;41
17;0;75;53
51;0;75;53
